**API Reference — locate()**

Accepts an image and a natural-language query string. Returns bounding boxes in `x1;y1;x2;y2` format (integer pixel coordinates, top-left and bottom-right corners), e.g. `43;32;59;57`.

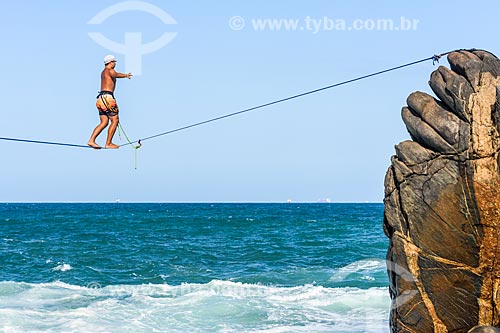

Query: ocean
0;203;390;332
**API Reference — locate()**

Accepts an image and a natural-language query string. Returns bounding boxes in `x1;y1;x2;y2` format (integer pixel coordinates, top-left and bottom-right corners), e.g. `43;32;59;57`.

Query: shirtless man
88;55;132;149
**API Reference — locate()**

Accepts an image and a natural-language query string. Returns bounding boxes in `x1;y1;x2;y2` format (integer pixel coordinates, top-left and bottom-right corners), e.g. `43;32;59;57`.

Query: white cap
104;54;116;64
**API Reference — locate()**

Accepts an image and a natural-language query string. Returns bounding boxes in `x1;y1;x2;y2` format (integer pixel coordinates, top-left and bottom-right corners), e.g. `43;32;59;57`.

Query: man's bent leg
88;115;109;149
105;115;120;149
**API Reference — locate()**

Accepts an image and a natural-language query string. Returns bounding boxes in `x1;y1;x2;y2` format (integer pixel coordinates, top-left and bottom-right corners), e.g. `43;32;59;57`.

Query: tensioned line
0;49;461;149
0;137;91;149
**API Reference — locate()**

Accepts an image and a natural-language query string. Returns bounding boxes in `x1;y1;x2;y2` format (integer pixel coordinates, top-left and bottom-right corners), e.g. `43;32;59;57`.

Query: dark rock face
468;326;500;333
384;50;500;332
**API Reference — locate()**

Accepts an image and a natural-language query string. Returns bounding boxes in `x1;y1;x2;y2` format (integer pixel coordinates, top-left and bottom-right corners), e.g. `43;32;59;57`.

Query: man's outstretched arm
111;69;133;79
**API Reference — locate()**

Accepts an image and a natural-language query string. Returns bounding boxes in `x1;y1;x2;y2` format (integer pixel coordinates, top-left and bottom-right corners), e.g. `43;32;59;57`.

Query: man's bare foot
88;142;102;149
105;143;120;149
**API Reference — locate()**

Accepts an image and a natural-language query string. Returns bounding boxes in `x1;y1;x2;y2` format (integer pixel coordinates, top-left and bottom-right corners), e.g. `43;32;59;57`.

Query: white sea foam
51;264;72;272
0;280;390;332
329;258;387;282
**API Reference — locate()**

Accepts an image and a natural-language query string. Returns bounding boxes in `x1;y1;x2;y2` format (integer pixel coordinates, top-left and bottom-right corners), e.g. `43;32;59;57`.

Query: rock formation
384;49;500;332
468;326;500;333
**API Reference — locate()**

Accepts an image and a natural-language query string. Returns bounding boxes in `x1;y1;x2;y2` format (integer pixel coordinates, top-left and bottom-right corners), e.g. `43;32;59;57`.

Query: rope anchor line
0;49;472;150
432;54;442;65
118;122;142;169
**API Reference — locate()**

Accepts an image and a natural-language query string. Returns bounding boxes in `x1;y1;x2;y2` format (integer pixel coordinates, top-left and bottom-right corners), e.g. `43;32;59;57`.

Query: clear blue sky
1;1;498;202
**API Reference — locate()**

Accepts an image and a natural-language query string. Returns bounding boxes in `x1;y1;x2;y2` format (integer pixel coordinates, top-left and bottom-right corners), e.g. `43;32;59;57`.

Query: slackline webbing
0;49;468;149
0;137;91;149
119;50;457;147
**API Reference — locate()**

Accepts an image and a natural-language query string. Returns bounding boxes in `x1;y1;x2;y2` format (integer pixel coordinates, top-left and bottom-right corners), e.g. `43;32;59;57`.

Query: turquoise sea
0;203;389;332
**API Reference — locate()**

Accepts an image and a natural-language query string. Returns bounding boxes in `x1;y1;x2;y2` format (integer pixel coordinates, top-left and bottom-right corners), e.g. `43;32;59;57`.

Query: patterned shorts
96;93;119;117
